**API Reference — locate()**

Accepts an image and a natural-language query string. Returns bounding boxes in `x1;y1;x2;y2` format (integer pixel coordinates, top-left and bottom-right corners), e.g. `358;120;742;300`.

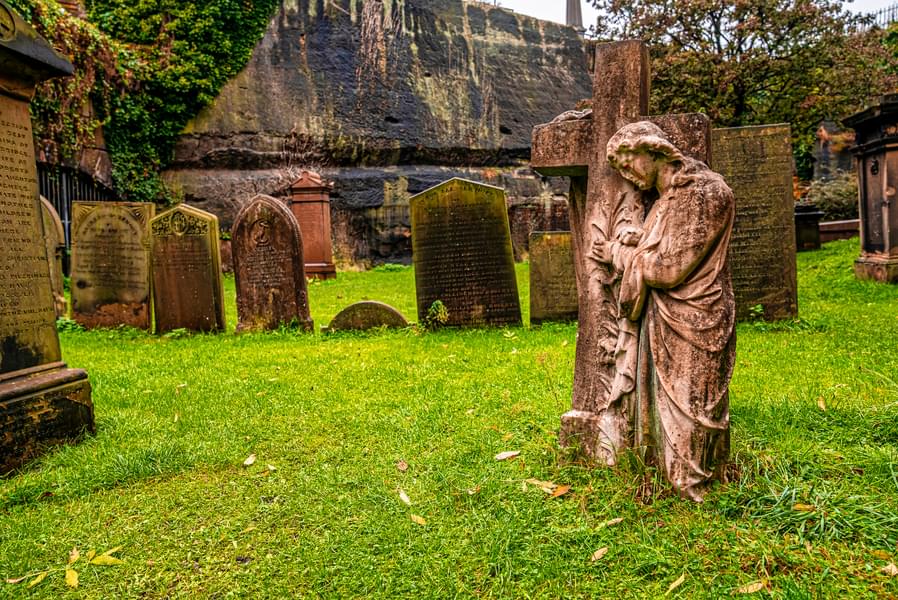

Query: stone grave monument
0;0;93;473
712;125;798;319
150;204;226;333
232;194;313;332
409;178;521;327
287;171;336;280
327;301;408;332
70;201;154;329
529;231;578;325
532;41;734;501
40;196;67;318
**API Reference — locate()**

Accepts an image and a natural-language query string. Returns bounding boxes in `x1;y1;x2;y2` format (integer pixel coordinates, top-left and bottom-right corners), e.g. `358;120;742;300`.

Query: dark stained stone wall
163;0;591;264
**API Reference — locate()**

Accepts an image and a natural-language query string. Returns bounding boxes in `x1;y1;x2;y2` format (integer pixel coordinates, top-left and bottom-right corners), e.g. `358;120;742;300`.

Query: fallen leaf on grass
816;397;827;411
399;489;411;506
467;486;480;495
410;514;426;526
65;568;78;589
89;546;124;566
68;547;80;565
792;503;815;512
502;433;513;442
495;451;521;461
882;563;898;577
667;573;686;594
267;465;277;472
597;517;624;529
524;478;557;494
735;580;766;594
27;572;48;588
590;547;608;562
86;550;96;561
873;550;891;561
551;485;572;498
4;576;27;584
396;460;409;472
243;454;257;467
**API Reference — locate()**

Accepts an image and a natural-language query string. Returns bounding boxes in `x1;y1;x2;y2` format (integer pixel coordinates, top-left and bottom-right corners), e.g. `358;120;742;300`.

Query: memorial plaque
712;125;798;320
232;194;313;332
40;196;66;318
71;201;154;329
410;178;521;327
0;0;93;473
150;205;225;333
529;231;577;325
327;301;408;332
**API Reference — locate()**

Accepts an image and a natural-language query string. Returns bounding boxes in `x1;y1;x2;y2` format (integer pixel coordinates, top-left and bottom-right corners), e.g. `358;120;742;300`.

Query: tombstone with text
529;231;578;325
0;1;93;473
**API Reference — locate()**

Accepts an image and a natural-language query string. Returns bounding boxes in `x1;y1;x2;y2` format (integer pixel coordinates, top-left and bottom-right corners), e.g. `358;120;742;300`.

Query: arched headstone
327;301;408;332
39;196;67;318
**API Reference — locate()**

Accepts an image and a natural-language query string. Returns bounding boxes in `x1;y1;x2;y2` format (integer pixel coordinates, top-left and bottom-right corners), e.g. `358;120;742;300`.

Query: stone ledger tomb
232;194;313;332
151;204;226;333
40;196;67;318
529;231;578;325
711;125;797;320
71;201;154;329
410;178;521;327
0;0;93;473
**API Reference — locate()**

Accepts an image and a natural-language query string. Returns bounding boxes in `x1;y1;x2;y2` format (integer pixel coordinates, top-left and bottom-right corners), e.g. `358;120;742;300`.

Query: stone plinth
288;171;336;279
0;0;93;473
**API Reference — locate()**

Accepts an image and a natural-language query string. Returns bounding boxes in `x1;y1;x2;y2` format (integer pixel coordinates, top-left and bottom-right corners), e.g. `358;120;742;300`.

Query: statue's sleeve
628;181;732;291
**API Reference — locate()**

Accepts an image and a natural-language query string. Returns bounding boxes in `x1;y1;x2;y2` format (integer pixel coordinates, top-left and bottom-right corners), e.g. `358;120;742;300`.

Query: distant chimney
566;0;584;32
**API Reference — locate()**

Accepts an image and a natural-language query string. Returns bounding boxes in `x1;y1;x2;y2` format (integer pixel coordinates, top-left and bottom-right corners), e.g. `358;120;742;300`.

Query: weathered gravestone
327;301;408;332
232;194;313;332
712;125;797;320
410;178;521;327
0;1;93;473
70;201;154;329
150;204;225;333
532;41;730;500
529;231;578;325
40;196;67;318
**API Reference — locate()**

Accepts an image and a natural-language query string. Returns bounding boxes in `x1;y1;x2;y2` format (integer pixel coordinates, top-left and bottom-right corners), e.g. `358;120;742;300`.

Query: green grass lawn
1;239;897;598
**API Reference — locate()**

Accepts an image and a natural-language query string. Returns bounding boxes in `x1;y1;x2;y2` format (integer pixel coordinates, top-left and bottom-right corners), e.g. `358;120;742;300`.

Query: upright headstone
150;204;225;333
70;201;154;329
529;231;578;325
288;171;336;279
40;196;67;318
711;125;798;320
0;0;93;473
410;178;522;327
232;194;313;332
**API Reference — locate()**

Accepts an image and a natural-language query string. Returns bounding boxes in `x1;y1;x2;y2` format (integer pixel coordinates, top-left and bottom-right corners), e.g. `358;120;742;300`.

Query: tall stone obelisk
566;0;585;33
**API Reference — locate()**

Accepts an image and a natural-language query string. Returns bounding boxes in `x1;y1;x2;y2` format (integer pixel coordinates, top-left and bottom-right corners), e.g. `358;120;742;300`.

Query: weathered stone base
1;363;94;474
854;255;898;283
558;410;602;459
305;263;337;280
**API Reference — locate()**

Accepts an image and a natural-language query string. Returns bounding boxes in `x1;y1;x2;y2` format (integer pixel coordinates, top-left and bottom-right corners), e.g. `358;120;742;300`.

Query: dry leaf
86;550;96;561
399;489;411;506
89;555;124;566
524;478;557;493
792;503;816;512
882;563;898;577
502;433;514;442
174;412;180;423
552;485;572;498
27;572;48;589
467;486;481;495
735;580;766;594
267;464;277;472
65;568;78;589
598;517;624;529
68;546;80;565
667;573;686;594
243;454;257;467
410;514;426;526
495;450;521;461
5;576;27;584
873;550;891;561
816;397;827;411
590;547;609;562
465;409;475;415
396;460;409;472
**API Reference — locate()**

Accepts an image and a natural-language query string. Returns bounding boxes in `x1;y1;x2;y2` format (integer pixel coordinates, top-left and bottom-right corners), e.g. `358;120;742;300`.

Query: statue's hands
589;238;613;264
617;226;643;247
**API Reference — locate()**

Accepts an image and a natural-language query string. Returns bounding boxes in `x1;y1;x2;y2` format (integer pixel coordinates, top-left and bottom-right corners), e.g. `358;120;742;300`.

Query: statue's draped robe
613;159;736;501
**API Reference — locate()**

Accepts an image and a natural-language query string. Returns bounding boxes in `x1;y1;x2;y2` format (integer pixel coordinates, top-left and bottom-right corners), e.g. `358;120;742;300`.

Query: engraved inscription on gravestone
151;204;226;333
410;178;521;327
71;202;154;329
712;125;798;320
529;232;578;325
0;94;60;370
232;194;313;332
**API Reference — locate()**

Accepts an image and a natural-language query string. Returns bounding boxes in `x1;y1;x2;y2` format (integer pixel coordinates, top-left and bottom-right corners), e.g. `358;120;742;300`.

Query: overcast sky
495;0;897;27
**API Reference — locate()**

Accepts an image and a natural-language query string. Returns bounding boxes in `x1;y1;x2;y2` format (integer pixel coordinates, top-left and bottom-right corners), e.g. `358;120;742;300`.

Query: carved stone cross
531;41;711;459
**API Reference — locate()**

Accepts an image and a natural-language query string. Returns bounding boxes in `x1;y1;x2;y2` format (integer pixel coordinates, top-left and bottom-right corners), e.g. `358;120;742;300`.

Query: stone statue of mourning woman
587;121;737;502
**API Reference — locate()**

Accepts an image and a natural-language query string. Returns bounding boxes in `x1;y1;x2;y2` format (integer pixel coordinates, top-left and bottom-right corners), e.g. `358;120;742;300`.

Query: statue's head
606;121;686;190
